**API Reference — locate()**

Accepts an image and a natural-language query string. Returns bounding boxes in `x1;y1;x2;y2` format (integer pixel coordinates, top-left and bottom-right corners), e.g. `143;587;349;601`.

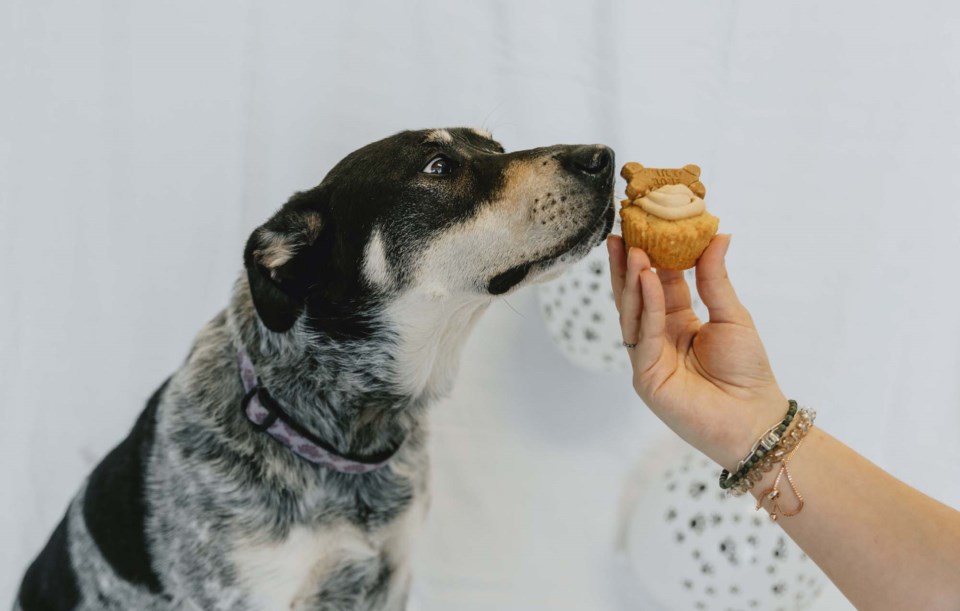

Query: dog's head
244;128;615;335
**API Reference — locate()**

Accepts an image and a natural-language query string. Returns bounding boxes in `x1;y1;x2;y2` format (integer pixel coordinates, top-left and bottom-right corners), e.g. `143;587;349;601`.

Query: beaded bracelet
727;407;816;497
719;400;798;491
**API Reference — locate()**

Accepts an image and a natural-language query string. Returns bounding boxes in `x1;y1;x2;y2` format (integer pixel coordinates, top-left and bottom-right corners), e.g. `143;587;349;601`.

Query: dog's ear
243;192;328;333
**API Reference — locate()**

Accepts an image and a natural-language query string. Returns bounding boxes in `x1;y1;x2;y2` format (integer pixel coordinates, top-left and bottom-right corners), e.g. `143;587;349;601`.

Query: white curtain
2;1;958;609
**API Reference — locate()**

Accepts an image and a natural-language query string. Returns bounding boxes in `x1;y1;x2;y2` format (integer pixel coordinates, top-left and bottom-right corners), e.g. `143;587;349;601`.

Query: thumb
695;235;753;326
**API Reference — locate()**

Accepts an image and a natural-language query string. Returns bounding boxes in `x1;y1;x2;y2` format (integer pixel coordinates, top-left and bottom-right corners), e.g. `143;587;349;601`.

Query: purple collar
237;350;400;474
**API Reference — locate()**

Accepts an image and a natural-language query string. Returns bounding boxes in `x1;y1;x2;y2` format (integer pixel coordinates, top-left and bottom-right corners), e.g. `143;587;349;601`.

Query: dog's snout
563;145;613;177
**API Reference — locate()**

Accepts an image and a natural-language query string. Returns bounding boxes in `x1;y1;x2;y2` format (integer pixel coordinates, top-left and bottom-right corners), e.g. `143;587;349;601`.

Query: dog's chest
232;523;373;610
231;496;426;611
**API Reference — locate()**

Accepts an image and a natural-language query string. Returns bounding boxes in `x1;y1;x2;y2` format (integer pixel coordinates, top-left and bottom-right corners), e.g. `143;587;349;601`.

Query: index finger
607;235;627;312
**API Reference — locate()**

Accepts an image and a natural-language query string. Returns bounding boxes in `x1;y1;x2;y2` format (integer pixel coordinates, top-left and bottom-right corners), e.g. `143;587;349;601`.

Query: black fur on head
244;190;326;333
244;127;615;336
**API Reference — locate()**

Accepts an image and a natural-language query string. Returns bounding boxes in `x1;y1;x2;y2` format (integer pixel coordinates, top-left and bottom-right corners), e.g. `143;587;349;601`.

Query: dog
15;128;615;611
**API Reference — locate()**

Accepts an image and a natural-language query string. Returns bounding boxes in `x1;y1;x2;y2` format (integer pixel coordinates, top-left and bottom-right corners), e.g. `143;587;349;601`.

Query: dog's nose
563;145;614;177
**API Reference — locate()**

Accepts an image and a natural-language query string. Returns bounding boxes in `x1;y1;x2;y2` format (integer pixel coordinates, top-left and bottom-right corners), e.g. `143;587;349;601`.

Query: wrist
714;389;790;472
724;404;816;502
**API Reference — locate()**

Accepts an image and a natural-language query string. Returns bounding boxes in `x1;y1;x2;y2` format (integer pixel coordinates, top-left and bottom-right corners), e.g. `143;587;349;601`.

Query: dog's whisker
498;296;524;318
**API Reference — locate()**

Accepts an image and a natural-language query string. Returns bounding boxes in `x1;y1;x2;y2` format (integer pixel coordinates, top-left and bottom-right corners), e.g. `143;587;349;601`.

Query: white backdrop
2;1;959;609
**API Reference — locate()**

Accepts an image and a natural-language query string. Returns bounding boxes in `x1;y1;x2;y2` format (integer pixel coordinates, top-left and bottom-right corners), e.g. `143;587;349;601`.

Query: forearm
607;237;960;607
748;427;960;610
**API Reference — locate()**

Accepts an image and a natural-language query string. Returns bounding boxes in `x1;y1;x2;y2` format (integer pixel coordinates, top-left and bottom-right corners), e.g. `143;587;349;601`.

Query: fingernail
720;234;732;258
628;248;648;272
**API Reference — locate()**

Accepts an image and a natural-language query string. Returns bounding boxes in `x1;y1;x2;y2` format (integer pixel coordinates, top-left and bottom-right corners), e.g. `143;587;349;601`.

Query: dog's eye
421;155;455;175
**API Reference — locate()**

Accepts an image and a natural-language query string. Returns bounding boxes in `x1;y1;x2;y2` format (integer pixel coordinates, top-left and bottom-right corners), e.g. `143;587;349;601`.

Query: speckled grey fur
15;129;614;611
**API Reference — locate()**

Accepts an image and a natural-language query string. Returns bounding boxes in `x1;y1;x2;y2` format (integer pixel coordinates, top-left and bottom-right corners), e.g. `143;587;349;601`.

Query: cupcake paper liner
620;206;719;271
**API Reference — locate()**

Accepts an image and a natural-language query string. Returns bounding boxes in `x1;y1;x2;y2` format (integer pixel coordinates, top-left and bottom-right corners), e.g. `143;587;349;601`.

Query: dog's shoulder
17;380;170;609
81;379;169;594
17;514;80;611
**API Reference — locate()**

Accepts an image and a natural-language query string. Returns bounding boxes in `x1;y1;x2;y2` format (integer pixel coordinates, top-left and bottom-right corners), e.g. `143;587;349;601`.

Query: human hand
607;234;788;471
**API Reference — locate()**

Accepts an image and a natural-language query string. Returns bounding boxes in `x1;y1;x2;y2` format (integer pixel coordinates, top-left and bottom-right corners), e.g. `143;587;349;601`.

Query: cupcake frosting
637;184;705;221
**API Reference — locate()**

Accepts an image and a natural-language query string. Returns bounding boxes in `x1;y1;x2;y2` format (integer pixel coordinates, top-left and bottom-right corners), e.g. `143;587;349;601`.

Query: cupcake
619;163;719;270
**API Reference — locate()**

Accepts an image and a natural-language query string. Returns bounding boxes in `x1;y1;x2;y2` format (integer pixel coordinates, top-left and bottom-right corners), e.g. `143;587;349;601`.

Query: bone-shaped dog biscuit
621;162;706;201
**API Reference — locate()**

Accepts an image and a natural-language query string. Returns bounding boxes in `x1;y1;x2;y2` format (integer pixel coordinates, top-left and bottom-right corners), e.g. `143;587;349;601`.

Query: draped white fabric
2;1;958;608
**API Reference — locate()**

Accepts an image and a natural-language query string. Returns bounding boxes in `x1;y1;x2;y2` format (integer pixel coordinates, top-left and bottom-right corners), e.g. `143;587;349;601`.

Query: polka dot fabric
616;439;826;611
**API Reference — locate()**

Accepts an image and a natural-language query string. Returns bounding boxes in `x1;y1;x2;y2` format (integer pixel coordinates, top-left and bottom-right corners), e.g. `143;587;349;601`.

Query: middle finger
657;268;693;315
